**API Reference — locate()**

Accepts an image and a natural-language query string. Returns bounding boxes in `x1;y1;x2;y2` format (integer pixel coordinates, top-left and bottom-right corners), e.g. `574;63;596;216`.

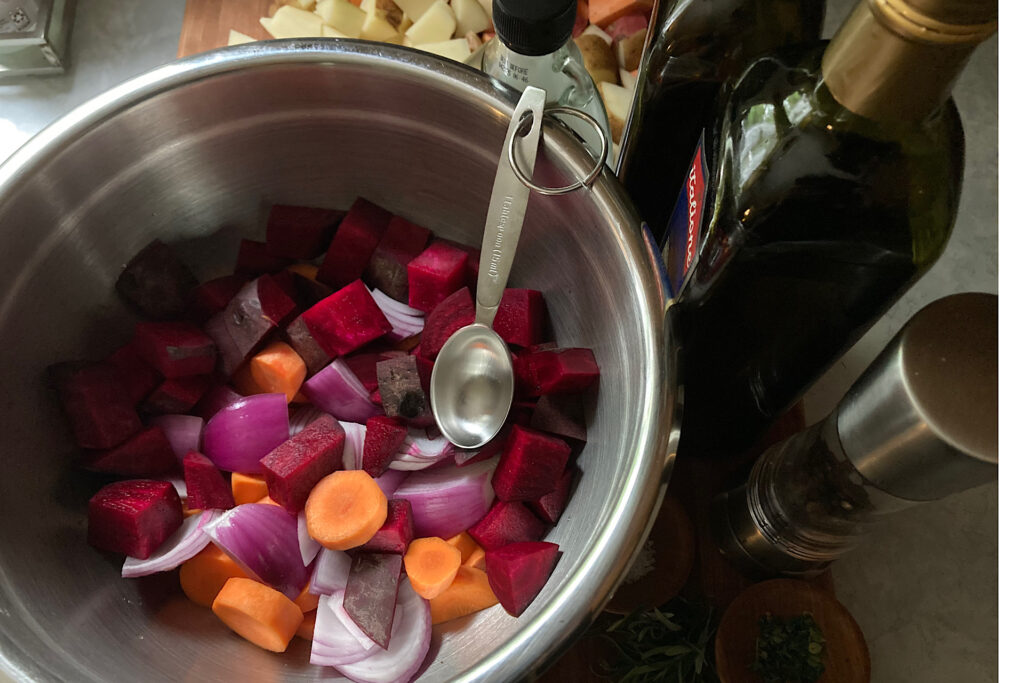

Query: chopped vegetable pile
751;613;828;683
52;197;600;679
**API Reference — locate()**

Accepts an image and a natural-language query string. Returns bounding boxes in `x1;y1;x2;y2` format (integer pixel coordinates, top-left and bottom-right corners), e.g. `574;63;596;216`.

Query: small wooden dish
715;579;870;683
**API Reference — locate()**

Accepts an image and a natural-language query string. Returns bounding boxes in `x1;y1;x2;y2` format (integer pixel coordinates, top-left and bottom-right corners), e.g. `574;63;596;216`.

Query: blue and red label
664;133;709;297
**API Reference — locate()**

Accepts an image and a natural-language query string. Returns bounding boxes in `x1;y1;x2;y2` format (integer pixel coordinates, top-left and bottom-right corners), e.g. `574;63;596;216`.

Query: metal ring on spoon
507;106;609;196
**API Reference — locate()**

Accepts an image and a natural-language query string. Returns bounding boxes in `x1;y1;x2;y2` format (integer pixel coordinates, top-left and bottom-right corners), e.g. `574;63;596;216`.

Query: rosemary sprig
750;613;827;683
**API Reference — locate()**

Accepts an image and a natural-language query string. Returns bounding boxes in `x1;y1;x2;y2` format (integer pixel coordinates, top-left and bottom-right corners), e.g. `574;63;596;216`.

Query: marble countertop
0;0;997;681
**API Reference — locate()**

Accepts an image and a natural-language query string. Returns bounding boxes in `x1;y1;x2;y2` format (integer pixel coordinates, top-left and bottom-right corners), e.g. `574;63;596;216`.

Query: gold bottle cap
870;0;997;44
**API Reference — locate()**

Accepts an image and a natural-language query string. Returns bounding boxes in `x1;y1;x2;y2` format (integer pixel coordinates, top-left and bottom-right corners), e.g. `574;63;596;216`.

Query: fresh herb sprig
750;613;827;683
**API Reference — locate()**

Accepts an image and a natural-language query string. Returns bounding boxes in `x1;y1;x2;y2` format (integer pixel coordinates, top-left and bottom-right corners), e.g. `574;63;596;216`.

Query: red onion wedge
339;421;367;471
149;414;203;462
393;459;497;539
289;404;328;437
297;509;322;567
121;509;220;577
303;359;382;423
203;394;289;473
311;589;381;667
204;503;309;599
371;289;425;341
335;579;431;683
310;548;353;596
389;430;456;471
374;469;409;499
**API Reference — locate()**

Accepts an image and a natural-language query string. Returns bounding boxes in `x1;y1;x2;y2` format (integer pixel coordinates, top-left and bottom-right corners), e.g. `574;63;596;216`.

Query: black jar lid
492;0;577;57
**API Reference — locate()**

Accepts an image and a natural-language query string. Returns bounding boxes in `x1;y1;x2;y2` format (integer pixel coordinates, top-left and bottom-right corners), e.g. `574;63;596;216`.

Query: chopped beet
186;275;247;323
365;215;433;301
414;353;434;393
204;275;297;376
115;239;198;320
407;242;469;313
514;348;600;396
346;352;382;393
88;480;184;559
104;344;162;406
369;389;382;407
343;552;403;648
54;363;142;449
133;321;216;379
419;287;474;360
269;269;300;302
260;415;346;513
283;269;335;309
361;499;414;554
491;425;571;502
485;541;561;617
265;204;344;259
467;501;546;551
183;451;235;509
193;383;243;421
493;289;547;348
317;198;391;288
362;416;408;477
530;394;588;443
376;355;429;421
142;375;212;414
455;427;507;467
509;400;536;426
301;280;392;357
234;239;291;278
284;316;333;376
528;466;576;524
81;426;178;477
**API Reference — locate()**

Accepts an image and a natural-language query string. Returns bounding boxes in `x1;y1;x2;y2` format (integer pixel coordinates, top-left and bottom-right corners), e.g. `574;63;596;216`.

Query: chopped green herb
750;613;827;683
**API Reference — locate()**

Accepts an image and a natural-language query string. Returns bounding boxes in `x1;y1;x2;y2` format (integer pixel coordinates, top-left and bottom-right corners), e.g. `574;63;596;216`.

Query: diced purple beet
186;275;248;323
362;416;408;477
343;552;403;648
530;394;587;443
284;316;333;376
509;400;536;427
365;215;433;301
467;501;547;551
88;480;184;559
361;499;414;554
369;389;382;407
260;415;346;513
54;363;142;449
104;344;162;406
376;355;429;421
528;466;576;524
493;289;547;348
134;322;217;379
183;451;235;509
491;425;571;502
346;352;383;393
204;275;297;376
193;383;243;421
234;239;291;278
485;541;561;617
317;198;391;288
265;204;344;259
419;287;474;360
301;280;392;357
282;269;334;310
81;426;178;477
414;352;434;393
142;375;212;414
115;239;198;320
515;348;600;396
407;242;469;313
269;269;300;303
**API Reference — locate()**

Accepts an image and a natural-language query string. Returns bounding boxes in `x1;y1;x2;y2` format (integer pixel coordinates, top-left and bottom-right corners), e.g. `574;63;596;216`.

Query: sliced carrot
404;537;462;600
250;341;307;402
287;263;320;281
445;531;486;569
255;495;282;507
231;363;264;396
429;566;499;625
296;610;317;641
212;577;304;653
304;470;388;551
179;544;248;608
232;472;269;505
294;583;320;613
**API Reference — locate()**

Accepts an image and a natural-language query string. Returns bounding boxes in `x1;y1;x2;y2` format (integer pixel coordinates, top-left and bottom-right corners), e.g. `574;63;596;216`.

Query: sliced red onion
289;404;328;437
158;475;188;500
370;289;425;318
311;589;380;667
339;421;367;471
194;384;244;421
374;469;409;499
297;510;322;567
203;394;290;473
204;503;309;599
335;580;431;683
122;509;221;577
371;290;425;341
393;459;497;539
389;430;455;471
150;414;204;462
303;359;382;423
310;548;353;596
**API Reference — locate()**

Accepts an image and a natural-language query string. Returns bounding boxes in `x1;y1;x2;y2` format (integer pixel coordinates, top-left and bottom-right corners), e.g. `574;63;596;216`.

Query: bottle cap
492;0;577;57
837;293;997;501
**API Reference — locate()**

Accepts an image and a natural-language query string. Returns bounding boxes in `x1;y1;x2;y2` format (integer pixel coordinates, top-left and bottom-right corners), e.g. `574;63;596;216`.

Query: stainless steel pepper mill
712;292;998;577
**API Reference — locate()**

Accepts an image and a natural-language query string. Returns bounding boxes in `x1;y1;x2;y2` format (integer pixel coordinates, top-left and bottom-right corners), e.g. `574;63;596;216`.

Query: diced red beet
81;426;178;477
260;415;346;513
142;375;212;414
193;383;243;421
455;427;507;467
115;239;198;320
301;280;392;357
361;499;414;554
369;389;382;407
530;394;588;443
365;215;433;301
284;316;333;376
88;480;184;559
54;363;142;449
485;541;561;617
491;425;571;502
104;344;162;406
346;352;382;393
234;239;291;278
183;451;235;510
133;322;216;379
204;275;297;376
528;466;576;524
514;348;600;396
362;416;408;477
343;552;403;648
376;355;429;421
414;353;434;393
509;400;537;426
283;269;334;309
493;289;547;348
186;275;247;323
467;501;547;551
269;269;300;303
407;242;469;313
265;204;344;259
317;198;391;288
419;287;474;360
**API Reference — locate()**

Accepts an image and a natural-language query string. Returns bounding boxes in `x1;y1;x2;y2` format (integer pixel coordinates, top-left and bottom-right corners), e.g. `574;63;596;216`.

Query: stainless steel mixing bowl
0;41;676;682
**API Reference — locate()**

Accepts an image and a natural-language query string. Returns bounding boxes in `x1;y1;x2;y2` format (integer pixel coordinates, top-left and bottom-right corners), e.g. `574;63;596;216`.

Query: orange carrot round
445;531;486;569
249;341;307;402
404;536;462;600
231;472;268;505
429;566;499;624
293;583;320;613
304;470;387;551
296;610;317;641
179;545;248;608
212;577;304;653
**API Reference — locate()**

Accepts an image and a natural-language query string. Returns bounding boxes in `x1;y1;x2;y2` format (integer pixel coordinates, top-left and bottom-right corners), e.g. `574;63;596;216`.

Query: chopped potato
394;0;436;22
599;80;632;144
404;1;456;45
451;0;491;36
228;29;257;45
316;0;366;36
415;37;472;62
260;5;325;38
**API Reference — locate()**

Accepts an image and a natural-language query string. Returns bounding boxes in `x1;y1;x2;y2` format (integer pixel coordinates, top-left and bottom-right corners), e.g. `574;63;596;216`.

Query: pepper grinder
712;292;998;577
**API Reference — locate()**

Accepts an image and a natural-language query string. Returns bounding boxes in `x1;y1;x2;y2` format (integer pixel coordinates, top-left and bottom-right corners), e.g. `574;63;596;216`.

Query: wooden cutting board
178;0;275;58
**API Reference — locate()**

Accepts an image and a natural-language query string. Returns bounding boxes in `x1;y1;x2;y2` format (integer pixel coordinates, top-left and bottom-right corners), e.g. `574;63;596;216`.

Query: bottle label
497;52;531;86
663;133;709;297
